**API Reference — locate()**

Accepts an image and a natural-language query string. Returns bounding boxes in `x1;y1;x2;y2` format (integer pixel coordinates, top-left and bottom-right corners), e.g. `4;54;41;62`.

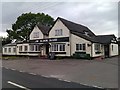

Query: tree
1;37;12;46
7;12;54;41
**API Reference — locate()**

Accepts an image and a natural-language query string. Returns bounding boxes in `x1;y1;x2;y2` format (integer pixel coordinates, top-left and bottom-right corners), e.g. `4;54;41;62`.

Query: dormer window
84;31;90;37
84;31;88;36
55;29;63;36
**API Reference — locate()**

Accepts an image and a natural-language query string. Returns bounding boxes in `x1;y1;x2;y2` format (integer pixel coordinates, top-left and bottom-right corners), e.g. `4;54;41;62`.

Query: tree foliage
1;37;12;46
6;12;54;41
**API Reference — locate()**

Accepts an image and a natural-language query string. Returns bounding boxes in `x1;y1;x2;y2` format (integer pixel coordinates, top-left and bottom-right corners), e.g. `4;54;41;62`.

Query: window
33;32;39;38
94;43;101;54
24;46;28;51
59;44;65;51
80;44;82;50
85;31;88;35
51;44;65;51
83;44;86;50
8;48;11;53
35;45;40;51
59;29;62;36
55;30;57;36
19;46;22;51
95;43;100;51
51;44;54;51
55;29;63;36
54;44;58;51
30;45;34;51
76;44;79;50
76;44;86;51
4;48;7;53
13;48;16;53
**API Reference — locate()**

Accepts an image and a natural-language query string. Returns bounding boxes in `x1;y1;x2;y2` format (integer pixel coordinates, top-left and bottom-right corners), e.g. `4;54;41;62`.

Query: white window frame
35;45;40;51
13;48;16;53
55;30;58;36
24;46;28;51
76;43;86;51
19;46;22;51
8;48;11;53
4;48;7;53
59;29;63;36
30;45;34;51
33;32;39;38
55;29;63;36
54;44;58;51
51;43;65;52
94;43;100;52
59;44;65;51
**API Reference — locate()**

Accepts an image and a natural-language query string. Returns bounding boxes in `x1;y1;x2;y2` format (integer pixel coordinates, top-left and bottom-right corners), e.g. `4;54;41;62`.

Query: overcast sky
0;1;119;37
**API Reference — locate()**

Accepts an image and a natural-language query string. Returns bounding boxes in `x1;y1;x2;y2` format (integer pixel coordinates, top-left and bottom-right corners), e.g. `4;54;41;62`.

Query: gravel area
2;56;119;88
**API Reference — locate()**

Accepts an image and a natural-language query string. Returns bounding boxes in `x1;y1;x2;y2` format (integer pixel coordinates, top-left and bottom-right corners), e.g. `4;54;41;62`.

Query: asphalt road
2;68;105;89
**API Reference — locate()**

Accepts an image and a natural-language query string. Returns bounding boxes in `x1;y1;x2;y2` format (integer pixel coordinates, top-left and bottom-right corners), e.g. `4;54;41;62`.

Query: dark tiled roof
3;43;17;47
57;17;97;42
37;24;50;35
95;34;116;44
58;17;96;36
57;17;117;44
71;31;97;42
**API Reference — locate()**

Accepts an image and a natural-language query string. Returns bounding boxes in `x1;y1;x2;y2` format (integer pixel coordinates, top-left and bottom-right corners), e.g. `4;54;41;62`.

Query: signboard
30;37;69;43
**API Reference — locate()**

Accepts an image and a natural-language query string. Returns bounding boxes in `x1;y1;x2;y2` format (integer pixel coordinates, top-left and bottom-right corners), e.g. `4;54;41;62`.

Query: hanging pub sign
30;37;69;43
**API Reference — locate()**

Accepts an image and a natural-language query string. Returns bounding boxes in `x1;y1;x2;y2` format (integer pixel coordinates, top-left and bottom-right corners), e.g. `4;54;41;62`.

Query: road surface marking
79;82;103;89
7;81;31;90
41;75;50;78
58;78;63;81
19;70;25;73
29;73;37;75
4;67;9;69
92;85;103;89
11;68;16;71
63;79;71;82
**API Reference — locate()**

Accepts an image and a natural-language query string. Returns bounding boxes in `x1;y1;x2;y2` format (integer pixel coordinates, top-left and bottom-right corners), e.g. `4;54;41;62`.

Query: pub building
2;17;118;59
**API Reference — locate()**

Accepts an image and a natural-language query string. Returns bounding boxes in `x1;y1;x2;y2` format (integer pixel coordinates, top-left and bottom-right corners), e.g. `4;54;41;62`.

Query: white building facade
2;17;118;59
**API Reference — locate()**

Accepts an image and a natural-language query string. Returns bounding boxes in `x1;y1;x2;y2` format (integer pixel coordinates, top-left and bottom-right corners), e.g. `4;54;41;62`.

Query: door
40;44;49;56
41;47;44;56
104;45;109;57
46;44;49;55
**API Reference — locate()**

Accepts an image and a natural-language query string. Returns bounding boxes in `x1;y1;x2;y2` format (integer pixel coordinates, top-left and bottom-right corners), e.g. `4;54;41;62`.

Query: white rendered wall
30;25;44;40
71;34;92;56
110;43;118;56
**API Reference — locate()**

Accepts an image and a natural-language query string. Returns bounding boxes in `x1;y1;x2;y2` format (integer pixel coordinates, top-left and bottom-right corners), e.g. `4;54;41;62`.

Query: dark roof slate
95;34;116;44
58;17;96;37
37;24;50;35
57;17;98;42
57;17;117;44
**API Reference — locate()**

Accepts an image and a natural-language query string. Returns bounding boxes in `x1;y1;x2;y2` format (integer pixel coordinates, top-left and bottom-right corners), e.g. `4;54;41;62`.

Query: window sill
50;52;66;54
76;50;86;52
19;51;41;53
95;51;101;54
